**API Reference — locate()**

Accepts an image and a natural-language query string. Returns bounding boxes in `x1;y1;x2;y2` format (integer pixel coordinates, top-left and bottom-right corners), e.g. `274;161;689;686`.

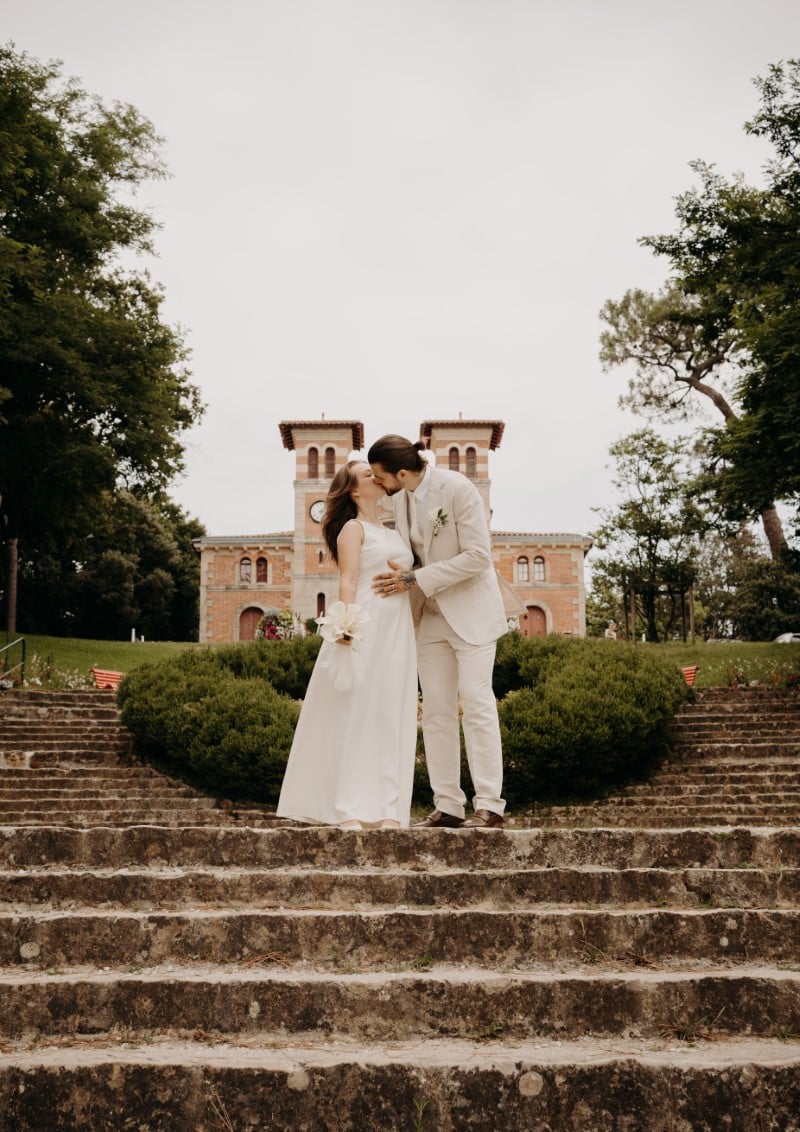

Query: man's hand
372;559;417;598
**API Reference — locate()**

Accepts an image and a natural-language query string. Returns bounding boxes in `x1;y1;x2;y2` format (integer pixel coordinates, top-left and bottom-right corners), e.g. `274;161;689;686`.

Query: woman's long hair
321;461;361;563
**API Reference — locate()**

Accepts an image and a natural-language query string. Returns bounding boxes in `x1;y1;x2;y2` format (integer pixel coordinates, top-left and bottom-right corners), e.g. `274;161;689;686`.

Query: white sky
5;0;799;539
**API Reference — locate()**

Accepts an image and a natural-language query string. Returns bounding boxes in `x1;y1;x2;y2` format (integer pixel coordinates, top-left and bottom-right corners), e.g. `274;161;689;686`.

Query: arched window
256;556;269;583
449;446;460;472
466;446;477;477
533;555;545;582
325;446;336;477
308;447;319;478
316;592;326;617
516;556;529;583
239;557;252;583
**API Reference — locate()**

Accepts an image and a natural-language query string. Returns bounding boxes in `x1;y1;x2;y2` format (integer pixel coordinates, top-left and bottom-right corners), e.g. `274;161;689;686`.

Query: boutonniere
429;507;449;536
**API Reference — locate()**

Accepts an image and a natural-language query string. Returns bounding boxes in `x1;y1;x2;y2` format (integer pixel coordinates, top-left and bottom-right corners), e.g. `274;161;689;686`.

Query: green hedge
118;649;301;801
118;634;687;808
498;637;686;804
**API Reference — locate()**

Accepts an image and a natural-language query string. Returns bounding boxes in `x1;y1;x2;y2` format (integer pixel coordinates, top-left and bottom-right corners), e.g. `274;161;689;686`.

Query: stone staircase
0;690;274;828
531;685;800;828
0;687;798;1129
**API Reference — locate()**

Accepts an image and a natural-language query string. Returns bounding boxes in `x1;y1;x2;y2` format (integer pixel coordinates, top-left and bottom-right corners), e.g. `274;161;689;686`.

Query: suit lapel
423;475;446;558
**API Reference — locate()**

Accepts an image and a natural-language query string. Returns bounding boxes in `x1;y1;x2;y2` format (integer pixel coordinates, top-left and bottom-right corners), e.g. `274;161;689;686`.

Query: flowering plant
315;601;369;643
255;608;297;641
429;507;449;536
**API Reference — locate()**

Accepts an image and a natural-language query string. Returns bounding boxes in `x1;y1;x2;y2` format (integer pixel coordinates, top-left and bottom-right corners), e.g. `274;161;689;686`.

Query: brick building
193;418;592;643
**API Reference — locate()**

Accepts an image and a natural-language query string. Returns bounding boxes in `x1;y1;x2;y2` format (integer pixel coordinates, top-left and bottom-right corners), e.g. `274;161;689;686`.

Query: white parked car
774;632;800;643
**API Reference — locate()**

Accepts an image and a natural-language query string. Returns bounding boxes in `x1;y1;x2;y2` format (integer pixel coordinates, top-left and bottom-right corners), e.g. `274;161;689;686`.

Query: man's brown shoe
413;810;464;829
462;809;504;829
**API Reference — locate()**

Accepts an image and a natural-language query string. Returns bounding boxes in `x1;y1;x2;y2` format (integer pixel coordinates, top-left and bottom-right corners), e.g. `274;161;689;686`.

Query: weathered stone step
1;965;798;1043
673;742;800;757
0;786;198;800
2;865;799;910
621;787;800;803
655;768;800;784
0;825;796;870
0;1035;798;1131
3;907;800;967
0;767;167;782
0;791;208;808
0;810;259;827
537;808;800;828
1;754;132;772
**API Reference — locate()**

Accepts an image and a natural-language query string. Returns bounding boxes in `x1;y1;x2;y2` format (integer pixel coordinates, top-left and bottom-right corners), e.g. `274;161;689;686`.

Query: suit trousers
416;610;505;818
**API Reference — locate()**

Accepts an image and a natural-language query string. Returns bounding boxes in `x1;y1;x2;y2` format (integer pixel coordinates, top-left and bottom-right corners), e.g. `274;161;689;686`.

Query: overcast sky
5;0;799;539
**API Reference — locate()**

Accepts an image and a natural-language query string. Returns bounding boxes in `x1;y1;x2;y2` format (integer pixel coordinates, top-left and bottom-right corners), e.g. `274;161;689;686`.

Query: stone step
0;785;198;800
655;768;800;783
2;865;799;910
621;787;800;803
536;809;800;827
0;1035;798;1131
0;825;795;870
0;767;167;781
673;742;800;757
0;797;215;815
0;810;262;827
0;787;207;805
1;965;799;1043
3;906;800;967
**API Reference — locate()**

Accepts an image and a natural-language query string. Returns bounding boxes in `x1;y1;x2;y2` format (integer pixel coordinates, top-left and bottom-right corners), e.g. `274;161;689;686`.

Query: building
193;418;592;643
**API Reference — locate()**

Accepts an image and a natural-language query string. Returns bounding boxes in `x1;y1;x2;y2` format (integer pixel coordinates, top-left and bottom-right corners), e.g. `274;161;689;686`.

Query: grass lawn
633;639;800;688
2;633;201;689
3;633;800;690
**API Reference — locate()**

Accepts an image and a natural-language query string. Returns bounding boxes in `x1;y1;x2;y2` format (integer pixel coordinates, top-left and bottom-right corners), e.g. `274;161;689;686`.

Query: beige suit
386;466;507;818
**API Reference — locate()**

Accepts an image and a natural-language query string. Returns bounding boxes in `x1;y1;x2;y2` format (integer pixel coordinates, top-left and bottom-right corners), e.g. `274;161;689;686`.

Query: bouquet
315;602;369;644
315;602;370;691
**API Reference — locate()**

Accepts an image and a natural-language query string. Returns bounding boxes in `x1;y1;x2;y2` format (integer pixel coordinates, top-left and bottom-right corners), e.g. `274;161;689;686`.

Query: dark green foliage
497;636;686;804
0;44;203;634
212;636;322;699
118;647;300;801
119;632;687;810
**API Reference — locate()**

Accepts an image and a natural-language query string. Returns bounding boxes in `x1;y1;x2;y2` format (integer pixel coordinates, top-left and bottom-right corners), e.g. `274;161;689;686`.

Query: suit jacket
386;466;508;646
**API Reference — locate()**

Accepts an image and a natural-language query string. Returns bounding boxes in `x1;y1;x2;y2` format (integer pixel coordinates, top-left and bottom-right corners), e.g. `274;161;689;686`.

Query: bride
276;460;418;829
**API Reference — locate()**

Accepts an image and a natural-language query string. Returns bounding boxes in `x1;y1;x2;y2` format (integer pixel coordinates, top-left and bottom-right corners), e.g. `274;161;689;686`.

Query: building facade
193;418;592;643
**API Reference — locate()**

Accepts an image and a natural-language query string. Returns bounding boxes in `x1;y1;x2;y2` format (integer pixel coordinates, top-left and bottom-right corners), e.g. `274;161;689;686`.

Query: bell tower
419;418;504;523
279;418;365;619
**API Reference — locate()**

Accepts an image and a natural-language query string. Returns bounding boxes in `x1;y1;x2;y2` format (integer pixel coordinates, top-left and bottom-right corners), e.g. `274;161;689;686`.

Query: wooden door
523;605;547;637
239;607;262;640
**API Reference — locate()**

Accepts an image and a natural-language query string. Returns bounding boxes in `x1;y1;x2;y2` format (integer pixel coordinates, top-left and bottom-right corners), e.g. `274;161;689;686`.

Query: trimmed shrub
498;637;686;804
118;633;687;810
213;636;321;700
118;647;300;801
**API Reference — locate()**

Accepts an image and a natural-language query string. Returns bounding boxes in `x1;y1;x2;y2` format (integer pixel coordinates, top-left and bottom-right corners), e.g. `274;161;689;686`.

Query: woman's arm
336;520;363;606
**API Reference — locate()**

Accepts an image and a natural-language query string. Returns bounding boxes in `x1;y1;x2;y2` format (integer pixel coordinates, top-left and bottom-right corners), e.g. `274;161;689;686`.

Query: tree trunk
5;538;18;636
760;503;787;561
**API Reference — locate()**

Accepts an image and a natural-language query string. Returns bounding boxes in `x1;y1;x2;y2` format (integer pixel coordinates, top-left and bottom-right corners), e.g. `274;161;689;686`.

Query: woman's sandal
380;819;401;830
339;820;363;830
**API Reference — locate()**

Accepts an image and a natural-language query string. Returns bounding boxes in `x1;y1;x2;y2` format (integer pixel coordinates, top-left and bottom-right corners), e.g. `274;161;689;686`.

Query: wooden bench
681;664;700;687
91;667;125;691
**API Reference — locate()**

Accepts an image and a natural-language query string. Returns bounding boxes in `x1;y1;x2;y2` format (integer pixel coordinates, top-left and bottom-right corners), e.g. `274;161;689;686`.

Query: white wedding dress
276;521;418;826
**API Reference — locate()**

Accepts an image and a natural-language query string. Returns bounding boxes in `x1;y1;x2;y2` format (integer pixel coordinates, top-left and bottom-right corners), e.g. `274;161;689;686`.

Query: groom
368;433;507;829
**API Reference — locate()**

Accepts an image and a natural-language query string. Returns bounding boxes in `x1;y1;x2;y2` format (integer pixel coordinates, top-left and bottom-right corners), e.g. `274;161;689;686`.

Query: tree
619;60;800;543
0;44;203;633
590;430;709;642
15;492;204;640
599;280;787;559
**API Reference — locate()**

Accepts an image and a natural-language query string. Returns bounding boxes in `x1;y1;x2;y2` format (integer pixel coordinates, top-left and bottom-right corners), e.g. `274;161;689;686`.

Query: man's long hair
367;434;427;474
321;461;361;564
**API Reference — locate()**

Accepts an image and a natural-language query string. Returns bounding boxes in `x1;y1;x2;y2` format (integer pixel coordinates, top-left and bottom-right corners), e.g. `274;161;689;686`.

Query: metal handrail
0;637;25;687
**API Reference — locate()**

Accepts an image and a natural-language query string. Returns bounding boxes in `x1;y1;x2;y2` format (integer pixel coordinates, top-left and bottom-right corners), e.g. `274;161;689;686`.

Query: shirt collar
411;462;432;507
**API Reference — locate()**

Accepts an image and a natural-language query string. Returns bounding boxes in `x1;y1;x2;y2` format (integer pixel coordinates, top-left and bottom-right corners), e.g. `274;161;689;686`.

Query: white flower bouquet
315;602;370;691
